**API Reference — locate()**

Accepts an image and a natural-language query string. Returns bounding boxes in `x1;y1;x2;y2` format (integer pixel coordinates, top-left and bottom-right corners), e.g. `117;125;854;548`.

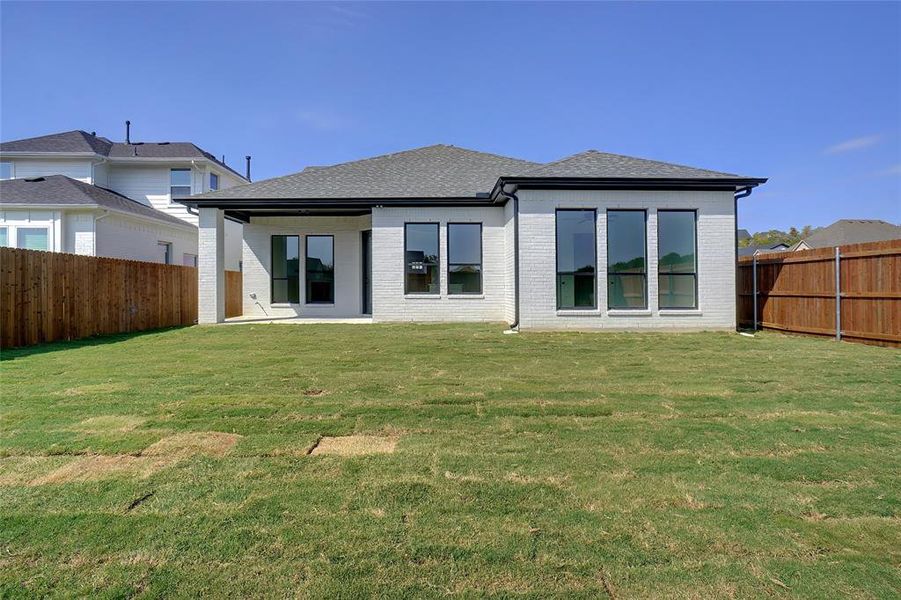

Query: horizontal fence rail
738;239;900;347
1;248;242;348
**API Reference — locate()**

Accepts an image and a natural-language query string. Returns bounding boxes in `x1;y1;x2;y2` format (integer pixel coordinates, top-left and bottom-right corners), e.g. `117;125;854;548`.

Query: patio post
198;207;225;324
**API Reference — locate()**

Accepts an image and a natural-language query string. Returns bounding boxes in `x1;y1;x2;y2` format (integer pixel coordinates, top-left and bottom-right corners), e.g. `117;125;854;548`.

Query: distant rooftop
0;175;194;228
801;219;901;248
0;129;247;181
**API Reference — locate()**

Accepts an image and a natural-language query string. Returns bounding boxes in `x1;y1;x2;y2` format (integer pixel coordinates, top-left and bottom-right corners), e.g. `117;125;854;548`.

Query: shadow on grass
0;326;188;361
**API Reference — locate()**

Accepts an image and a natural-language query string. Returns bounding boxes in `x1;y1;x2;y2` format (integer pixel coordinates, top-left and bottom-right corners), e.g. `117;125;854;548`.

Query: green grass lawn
1;325;899;598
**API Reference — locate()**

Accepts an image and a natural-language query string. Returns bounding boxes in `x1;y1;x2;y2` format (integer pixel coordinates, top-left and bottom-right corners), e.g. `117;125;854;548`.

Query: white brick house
180;145;765;329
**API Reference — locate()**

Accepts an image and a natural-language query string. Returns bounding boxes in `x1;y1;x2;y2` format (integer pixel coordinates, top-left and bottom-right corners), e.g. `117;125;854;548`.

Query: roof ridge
205;144;539;193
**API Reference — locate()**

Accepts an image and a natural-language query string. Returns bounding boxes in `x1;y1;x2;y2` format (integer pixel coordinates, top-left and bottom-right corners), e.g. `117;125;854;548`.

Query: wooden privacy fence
1;248;243;348
737;239;900;347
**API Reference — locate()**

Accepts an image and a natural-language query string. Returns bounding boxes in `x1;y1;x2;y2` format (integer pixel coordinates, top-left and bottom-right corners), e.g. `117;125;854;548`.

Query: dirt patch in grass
142;432;242;458
309;435;398;457
302;388;327;397
29;455;171;485
63;382;130;396
73;415;147;433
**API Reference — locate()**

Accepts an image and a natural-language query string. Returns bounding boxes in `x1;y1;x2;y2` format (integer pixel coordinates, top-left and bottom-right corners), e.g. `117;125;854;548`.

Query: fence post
752;255;758;331
835;246;841;341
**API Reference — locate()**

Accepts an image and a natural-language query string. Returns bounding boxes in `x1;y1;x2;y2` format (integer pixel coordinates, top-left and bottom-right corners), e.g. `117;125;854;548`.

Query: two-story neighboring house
0;128;248;268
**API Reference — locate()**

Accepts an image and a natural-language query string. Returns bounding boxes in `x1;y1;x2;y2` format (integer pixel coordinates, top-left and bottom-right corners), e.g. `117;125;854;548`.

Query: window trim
555;208;597;310
305;234;335;305
606;209;648;310
15;226;50;251
209;172;219;191
271;234;300;304
657;209;698;310
447;222;483;295
404;222;440;295
169;168;192;201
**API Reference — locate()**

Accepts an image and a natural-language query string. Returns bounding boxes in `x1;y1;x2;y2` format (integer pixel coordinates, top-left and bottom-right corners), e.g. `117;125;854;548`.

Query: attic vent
24;177;45;182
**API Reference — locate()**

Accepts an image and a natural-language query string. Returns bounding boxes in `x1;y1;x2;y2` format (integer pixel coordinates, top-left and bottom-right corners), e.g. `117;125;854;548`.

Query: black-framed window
271;235;299;303
306;235;335;304
658;210;698;309
447;223;482;294
556;209;596;309
607;210;647;309
405;223;439;294
170;168;191;198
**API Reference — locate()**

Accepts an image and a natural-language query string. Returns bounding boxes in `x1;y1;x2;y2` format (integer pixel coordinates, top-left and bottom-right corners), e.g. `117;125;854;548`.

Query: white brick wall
95;213;197;264
242;215;371;318
370;206;507;322
198;208;225;324
516;189;736;330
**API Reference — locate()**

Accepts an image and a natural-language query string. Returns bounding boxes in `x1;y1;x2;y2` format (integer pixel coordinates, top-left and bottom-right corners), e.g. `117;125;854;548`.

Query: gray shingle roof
197;144;540;200
801;219;901;248
0;130;113;155
189;144;762;203
1;130;245;180
0;175;193;228
518;150;744;179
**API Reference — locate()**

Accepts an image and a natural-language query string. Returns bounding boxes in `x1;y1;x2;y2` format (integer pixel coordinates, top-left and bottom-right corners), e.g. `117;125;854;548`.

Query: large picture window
447;223;482;294
306;235;335;304
405;223;439;294
556;209;596;309
658;210;697;309
607;210;647;309
271;235;299;303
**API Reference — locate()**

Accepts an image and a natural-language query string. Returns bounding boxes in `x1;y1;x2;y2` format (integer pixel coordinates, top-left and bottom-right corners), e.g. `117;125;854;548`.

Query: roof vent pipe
245;155;252;182
125;120;131;144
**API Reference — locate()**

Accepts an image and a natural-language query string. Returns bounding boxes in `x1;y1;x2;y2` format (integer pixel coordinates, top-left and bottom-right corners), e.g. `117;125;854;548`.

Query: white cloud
824;134;883;155
875;163;901;177
296;109;351;131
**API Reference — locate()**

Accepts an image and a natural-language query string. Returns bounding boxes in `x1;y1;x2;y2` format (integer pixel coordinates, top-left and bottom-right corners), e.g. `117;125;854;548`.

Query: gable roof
0;129;246;180
186;144;763;206
738;242;790;257
196;144;540;200
0;175;194;229
737;229;752;241
517;150;745;179
800;219;901;248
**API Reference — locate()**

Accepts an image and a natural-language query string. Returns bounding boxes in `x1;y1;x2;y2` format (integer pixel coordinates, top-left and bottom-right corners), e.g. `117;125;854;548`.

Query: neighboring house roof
737;229;751;241
799;219;901;248
188;144;763;204
737;243;790;257
516;150;744;179
194;144;541;200
0;130;113;155
0;129;246;181
0;175;194;229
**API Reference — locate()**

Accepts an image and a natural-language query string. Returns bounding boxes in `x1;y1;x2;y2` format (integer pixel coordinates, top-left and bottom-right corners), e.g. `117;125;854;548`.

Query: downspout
93;210;110;255
497;183;521;331
734;186;754;330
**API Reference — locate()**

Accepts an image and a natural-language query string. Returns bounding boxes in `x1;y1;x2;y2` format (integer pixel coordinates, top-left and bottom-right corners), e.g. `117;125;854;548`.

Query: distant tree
738;226;813;248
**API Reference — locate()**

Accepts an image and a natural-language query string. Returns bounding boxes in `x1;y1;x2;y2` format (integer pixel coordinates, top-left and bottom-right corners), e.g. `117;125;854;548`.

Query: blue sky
1;1;898;232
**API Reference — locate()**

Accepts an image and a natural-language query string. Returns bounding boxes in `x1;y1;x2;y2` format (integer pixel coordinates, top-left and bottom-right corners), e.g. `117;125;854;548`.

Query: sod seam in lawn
1;325;899;598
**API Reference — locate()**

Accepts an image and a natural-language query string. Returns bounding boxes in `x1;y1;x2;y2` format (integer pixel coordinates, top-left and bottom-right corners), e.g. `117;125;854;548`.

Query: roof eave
493;176;768;196
177;195;495;210
0;151;102;159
